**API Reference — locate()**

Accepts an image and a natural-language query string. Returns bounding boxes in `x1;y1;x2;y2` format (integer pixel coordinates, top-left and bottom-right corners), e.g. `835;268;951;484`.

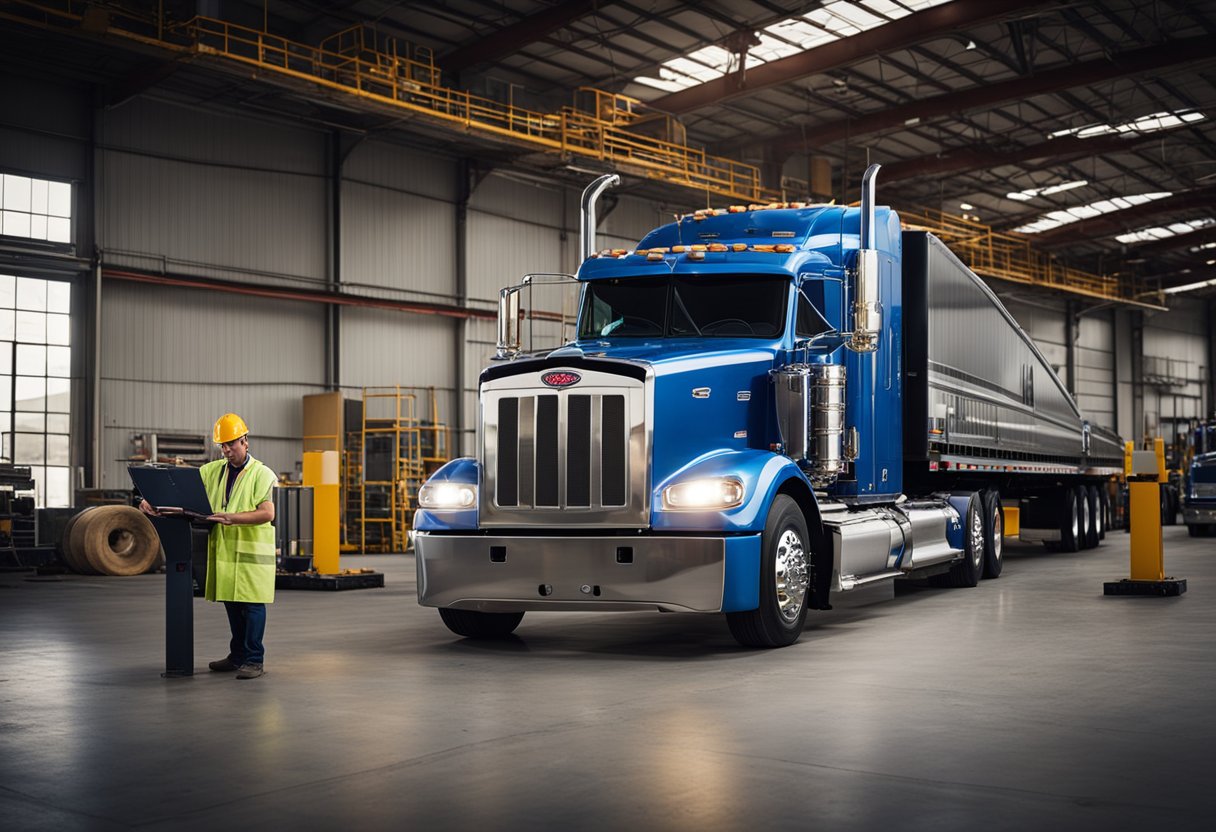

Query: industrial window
0;275;72;506
0;173;72;244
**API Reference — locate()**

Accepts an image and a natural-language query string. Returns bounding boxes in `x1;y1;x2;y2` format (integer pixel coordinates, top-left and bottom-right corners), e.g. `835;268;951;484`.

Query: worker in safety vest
141;413;277;679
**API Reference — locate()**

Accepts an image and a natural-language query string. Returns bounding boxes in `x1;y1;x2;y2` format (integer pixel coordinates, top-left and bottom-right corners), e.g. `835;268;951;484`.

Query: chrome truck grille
479;366;649;528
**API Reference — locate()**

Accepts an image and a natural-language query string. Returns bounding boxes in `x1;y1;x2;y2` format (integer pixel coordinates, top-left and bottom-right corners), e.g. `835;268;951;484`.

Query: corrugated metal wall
1075;312;1116;431
100;281;326;485
99;98;328;287
1143;303;1208;434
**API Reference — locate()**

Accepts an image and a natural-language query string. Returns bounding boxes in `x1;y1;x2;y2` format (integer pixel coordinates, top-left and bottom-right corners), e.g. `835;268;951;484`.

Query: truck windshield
577;275;789;339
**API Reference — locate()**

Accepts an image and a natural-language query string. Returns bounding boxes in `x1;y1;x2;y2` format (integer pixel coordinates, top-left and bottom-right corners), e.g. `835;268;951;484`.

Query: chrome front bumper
1184;506;1216;524
415;533;730;613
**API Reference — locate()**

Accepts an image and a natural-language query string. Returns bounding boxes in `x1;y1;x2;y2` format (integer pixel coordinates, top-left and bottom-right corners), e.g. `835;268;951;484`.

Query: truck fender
652;451;817;534
652;452;829;611
413;457;479;532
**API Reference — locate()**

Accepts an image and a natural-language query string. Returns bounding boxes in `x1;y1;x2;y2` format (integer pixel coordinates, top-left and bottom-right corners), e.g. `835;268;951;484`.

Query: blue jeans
223;601;266;666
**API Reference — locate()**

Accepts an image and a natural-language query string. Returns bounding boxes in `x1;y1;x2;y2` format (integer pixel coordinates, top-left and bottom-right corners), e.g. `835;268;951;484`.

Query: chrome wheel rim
991;504;1003;563
774;528;809;622
969;506;984;566
1078;496;1089;540
1071;497;1080;541
1094;496;1103;536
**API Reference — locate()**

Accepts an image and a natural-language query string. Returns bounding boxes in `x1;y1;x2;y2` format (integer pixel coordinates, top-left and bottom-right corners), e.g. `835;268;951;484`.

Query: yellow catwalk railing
899;206;1165;309
6;2;1162;307
5;2;772;202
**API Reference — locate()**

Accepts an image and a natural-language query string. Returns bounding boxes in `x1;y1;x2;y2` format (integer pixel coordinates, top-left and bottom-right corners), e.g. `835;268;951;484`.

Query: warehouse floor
2;526;1213;831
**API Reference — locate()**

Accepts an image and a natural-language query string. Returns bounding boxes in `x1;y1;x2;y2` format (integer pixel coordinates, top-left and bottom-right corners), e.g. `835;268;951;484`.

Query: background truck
1183;419;1216;536
414;167;1125;648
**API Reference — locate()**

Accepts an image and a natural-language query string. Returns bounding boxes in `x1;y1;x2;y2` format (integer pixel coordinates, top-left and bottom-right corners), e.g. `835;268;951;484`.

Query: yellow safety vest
200;455;277;603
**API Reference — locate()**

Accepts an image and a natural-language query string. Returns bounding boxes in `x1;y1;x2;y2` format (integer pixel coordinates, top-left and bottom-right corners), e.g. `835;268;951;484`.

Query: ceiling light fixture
1163;277;1216;295
1007;180;1088;201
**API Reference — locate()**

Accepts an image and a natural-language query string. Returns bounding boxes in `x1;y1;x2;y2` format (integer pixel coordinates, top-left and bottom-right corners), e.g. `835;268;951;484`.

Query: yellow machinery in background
303;387;450;554
1104;438;1187;597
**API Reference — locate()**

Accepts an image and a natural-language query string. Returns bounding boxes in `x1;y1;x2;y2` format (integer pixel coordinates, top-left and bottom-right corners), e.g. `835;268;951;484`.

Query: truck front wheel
438;608;524;639
727;495;810;648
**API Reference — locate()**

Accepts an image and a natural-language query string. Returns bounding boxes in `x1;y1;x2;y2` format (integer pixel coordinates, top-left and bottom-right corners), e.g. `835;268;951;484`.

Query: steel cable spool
62;507;102;575
78;506;163;576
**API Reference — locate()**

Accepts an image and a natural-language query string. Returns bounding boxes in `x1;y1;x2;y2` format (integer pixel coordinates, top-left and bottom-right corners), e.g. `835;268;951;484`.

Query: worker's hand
208;513;235;526
139;499;160;517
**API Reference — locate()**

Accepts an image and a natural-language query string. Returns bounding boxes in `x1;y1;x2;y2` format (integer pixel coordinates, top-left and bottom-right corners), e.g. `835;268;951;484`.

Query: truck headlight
662;477;745;510
418;482;477;509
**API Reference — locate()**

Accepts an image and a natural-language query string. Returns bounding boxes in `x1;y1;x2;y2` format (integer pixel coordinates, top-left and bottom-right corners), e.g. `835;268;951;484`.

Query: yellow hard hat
213;413;249;444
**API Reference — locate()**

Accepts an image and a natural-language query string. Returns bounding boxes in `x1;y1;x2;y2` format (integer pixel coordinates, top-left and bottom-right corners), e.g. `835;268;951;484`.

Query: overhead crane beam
879;127;1191;184
749;37;1212;160
648;0;1044;115
440;0;599;74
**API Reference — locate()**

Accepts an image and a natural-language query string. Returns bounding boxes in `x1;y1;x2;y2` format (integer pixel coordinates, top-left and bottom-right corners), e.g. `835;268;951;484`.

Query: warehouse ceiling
2;0;1215;298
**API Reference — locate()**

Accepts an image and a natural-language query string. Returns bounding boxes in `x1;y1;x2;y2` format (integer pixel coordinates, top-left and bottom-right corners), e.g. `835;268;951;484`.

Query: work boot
208;657;240;672
235;663;264;680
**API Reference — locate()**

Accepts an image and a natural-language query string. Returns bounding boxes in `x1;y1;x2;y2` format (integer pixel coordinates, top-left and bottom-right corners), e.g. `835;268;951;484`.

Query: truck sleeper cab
414;168;1122;648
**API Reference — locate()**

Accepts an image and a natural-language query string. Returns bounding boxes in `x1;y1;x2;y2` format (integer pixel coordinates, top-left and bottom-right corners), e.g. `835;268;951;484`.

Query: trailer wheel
1098;487;1109;540
727;495;810;648
1083;485;1101;549
981;490;1003;579
1074;486;1093;550
1058;488;1081;552
935;493;983;588
438;608;524;639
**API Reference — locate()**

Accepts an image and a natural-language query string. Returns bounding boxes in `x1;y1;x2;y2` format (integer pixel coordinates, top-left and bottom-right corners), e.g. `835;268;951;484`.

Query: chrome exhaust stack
580;173;621;263
847;163;882;353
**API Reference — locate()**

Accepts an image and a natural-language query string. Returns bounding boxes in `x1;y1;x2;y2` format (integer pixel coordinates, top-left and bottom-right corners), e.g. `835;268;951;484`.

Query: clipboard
128;465;215;521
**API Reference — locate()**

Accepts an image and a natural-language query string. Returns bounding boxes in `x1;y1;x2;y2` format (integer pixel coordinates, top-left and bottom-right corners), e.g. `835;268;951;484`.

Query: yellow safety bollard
303;450;341;575
1104;438;1187;597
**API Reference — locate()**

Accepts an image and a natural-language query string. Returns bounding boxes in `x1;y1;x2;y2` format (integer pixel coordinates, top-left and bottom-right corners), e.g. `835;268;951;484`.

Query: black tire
1084;485;1101;548
935;493;983;588
1058;487;1081;553
727;495;810;648
438;608;524;639
1074;486;1093;550
981;489;1003;579
1162;487;1178;526
1098;487;1109;540
1188;524;1200;537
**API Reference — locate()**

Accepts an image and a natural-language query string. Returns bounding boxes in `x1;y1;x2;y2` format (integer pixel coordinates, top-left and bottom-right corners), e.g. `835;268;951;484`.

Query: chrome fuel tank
773;363;846;485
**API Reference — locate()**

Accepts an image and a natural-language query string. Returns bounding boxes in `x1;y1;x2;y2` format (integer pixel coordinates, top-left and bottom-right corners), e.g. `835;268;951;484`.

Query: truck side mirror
496;286;522;359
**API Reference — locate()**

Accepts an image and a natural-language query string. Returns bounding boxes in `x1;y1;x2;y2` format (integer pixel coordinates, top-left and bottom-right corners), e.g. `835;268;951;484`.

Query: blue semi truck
414;167;1124;647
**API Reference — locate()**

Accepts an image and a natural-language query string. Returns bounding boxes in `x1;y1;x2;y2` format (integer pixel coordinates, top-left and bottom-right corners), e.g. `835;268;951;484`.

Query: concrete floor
2;526;1214;831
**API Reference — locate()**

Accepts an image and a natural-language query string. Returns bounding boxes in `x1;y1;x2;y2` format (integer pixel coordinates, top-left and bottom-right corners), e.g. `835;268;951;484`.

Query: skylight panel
1006;179;1088;201
827;2;886;29
751;32;806;63
762;18;837;52
1191;241;1216;252
1115;218;1214;245
1013;192;1171;234
631;0;948;94
860;0;912;20
1048;110;1205;139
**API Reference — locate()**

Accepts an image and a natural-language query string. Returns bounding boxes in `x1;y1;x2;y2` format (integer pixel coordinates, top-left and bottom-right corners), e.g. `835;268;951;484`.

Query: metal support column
1065;300;1078;398
454;159;470;457
1131;310;1145;440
